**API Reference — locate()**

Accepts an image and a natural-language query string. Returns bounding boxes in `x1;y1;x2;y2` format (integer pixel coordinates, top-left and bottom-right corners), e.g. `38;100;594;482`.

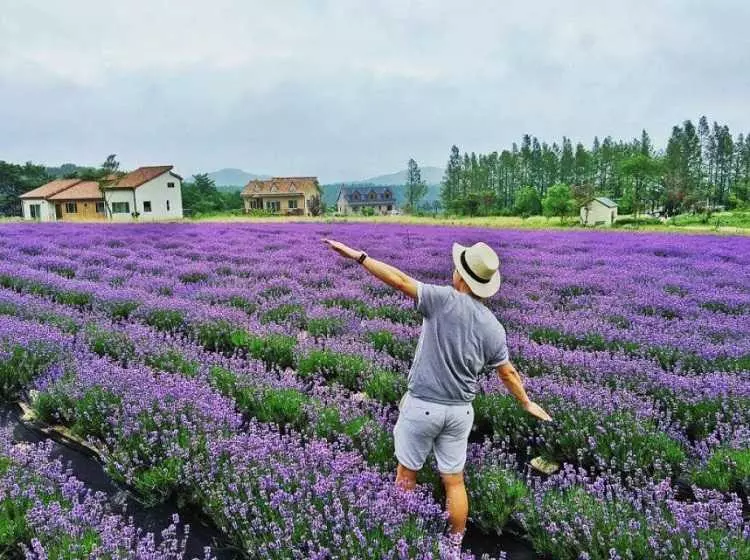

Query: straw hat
452;242;501;298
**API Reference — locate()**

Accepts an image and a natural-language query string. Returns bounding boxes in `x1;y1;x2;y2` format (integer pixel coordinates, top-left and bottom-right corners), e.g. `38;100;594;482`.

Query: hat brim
452;243;501;299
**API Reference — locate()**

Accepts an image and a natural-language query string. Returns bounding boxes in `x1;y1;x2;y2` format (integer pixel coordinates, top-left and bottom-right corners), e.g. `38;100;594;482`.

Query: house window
143;201;152;212
167;182;175;188
369;192;375;200
387;205;392;211
29;204;41;219
166;200;171;211
288;199;298;209
112;202;130;214
249;198;262;210
96;202;106;214
384;191;391;199
267;201;280;212
65;202;77;214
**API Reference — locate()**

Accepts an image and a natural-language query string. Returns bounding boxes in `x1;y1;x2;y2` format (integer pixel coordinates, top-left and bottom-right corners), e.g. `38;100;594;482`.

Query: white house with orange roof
19;166;183;222
102;165;183;221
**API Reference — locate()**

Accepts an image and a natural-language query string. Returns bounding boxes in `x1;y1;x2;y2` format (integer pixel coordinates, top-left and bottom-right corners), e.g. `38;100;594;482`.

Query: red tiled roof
107;166;176;189
20;179;83;199
241;176;319;197
48;181;103;201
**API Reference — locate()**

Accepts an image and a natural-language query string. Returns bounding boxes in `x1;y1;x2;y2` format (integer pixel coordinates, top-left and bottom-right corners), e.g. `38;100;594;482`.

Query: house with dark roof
336;186;397;215
241;177;320;216
580;196;618;226
19;166;183;222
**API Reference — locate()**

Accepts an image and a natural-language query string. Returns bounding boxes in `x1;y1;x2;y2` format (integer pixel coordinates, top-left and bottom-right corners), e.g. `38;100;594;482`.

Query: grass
5;211;749;235
189;211;750;235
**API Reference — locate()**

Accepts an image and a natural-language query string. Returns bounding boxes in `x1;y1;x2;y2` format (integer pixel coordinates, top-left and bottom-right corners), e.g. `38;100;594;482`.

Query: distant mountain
203;168;272;188
354;166;444;186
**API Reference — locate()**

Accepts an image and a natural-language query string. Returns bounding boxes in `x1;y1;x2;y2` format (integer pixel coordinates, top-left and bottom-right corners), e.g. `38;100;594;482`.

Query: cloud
0;0;748;182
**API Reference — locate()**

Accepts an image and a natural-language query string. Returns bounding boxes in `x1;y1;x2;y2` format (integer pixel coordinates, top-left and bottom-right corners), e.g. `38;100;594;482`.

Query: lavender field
0;221;748;560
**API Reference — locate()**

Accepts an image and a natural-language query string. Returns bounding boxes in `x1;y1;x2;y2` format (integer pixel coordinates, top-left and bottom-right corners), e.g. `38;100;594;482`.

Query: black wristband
358;252;368;264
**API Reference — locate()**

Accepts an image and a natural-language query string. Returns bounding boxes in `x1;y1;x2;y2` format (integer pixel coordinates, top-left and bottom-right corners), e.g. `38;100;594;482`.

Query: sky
1;0;748;183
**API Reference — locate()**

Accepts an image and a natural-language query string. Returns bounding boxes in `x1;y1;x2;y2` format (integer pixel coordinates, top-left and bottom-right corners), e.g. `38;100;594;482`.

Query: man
323;238;552;551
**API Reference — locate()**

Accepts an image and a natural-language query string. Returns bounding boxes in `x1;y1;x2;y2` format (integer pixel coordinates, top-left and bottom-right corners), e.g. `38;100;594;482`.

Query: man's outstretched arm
323;239;418;299
496;362;553;421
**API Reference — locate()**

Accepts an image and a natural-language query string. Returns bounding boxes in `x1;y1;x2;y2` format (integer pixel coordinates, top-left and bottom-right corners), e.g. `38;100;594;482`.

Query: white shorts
393;393;474;474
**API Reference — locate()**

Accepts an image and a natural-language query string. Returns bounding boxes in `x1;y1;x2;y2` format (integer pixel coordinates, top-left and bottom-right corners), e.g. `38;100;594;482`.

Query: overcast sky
1;0;748;183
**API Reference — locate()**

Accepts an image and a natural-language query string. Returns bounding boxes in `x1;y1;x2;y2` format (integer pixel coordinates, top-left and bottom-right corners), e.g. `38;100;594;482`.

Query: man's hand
522;400;553;422
323;239;362;260
497;362;553;422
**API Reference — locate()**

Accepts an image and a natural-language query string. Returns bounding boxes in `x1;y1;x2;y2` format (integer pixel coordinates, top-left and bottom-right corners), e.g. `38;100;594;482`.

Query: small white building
580;197;618;226
103;166;183;221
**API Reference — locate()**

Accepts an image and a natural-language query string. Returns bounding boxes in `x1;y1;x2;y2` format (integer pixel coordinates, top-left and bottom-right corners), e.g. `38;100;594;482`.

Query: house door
55;204;63;220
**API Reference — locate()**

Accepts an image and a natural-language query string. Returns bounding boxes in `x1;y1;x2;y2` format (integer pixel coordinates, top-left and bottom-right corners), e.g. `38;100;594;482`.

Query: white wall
104;189;137;222
103;172;183;221
21;199;56;222
134;172;183;220
581;201;617;226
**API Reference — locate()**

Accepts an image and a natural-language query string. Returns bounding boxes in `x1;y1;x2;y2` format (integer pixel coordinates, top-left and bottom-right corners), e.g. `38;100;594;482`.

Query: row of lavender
0;222;748;559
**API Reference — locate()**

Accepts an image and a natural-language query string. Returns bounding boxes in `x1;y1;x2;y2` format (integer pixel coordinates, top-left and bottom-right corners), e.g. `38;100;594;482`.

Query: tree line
439;116;750;217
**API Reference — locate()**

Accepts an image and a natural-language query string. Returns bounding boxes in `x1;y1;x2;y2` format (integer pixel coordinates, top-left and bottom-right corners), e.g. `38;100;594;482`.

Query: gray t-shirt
407;282;509;404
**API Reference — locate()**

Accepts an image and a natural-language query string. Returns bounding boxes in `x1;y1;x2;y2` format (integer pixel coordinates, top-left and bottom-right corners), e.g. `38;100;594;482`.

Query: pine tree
440;145;462;213
405;158;427;213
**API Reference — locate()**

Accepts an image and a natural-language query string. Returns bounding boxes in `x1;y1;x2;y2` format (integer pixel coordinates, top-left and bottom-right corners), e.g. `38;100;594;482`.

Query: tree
405;158;427;213
441;145;462;213
193;173;216;195
621;153;662;225
98;154;121;218
513;185;542;217
308;195;324;216
0;161;50;217
542;183;576;224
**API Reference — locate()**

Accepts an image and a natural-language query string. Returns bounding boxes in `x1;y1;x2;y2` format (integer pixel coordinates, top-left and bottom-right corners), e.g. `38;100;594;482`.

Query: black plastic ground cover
463;521;541;560
0;404;235;560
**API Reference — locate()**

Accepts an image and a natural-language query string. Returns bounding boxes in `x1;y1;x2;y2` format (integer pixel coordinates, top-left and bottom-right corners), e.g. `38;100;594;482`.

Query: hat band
460;250;490;284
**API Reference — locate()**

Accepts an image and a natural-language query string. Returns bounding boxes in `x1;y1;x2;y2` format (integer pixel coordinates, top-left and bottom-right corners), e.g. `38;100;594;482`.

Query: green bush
145;350;199;377
108;300;140;320
363;370;406;405
306;317;346;338
227;296;257;315
373;305;421;325
260;285;292;299
260;303;307;328
0;494;32;555
322;297;373;318
72;387;122;441
297;350;370;391
366;330;417;362
476;394;685;477
466;465;528;533
84;324;135;365
0;343;62;402
243;333;297;369
523;487;652;560
129;457;183;506
693;447;750;493
145;309;186;332
179;272;209;284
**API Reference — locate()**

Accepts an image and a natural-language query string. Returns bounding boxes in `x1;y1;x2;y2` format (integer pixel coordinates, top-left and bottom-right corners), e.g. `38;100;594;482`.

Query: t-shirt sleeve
487;323;510;367
416;282;450;318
